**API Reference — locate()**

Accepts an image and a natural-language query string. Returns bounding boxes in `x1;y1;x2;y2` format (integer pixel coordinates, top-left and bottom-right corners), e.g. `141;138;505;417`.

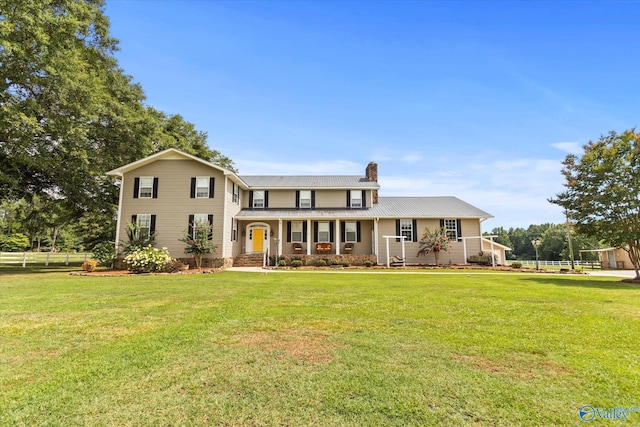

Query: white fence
506;260;601;269
0;252;92;267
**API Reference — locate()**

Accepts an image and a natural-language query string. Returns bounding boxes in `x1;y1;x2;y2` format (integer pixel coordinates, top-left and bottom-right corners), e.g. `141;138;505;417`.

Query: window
139;177;154;198
350;190;363;208
137;214;151;239
232;183;239;204
190;213;212;240
291;221;303;242
196;177;209;198
231;218;238;241
299;191;311;208
345;222;357;242
317;222;330;243
400;219;413;241
253;190;264;208
443;219;459;240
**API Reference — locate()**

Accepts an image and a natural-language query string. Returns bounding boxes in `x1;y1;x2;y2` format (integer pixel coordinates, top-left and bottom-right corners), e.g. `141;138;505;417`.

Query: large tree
1;0;234;250
550;129;640;279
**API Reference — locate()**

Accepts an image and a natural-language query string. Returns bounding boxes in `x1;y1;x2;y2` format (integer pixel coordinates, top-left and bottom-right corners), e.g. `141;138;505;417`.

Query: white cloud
551;141;583;154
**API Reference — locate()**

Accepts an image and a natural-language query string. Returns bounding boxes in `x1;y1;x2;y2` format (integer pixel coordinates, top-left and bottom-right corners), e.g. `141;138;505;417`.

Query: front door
252;228;264;252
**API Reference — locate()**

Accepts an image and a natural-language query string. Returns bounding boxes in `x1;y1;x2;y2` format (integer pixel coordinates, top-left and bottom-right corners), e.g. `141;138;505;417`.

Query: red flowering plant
417;226;451;266
179;220;218;269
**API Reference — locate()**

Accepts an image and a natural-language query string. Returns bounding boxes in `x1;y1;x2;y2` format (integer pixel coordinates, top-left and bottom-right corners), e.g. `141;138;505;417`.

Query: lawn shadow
0;265;82;276
521;275;640;291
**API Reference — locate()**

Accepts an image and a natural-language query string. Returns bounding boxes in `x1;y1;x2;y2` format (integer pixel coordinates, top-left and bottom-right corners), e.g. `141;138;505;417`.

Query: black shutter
396;220;401;242
133;178;140;199
357;221;362;242
440;219;445;229
131;214;137;224
249;191;253;208
287;221;291;242
329;222;334;242
363;191;367;208
456;219;462;240
303;222;308;242
190;178;196;198
295;191;300;208
264;191;269;208
152;178;159;198
150;215;157;234
207;214;214;240
188;214;194;238
341;221;346;242
313;221;318;242
311;191;315;208
412;219;418;242
209;178;215;198
346;190;351;208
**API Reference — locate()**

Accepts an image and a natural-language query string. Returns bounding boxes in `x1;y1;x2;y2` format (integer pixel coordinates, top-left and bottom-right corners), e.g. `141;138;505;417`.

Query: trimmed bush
316;259;327;267
278;259;287;267
81;260;98;272
511;261;523;269
364;260;373;267
341;260;351;267
291;260;303;268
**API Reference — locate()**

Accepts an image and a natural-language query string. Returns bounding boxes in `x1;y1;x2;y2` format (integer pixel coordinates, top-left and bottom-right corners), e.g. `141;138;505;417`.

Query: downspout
113;175;124;255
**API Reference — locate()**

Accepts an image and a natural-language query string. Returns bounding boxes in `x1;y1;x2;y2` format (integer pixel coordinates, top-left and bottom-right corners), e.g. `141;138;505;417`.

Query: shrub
511;261;523;269
341;260;351;267
330;259;340;265
124;246;172;274
121;222;157;255
164;259;186;273
364;260;373;267
316;259;327;267
0;233;30;252
81;259;98;272
179;220;217;269
92;242;116;268
278;259;287;267
291;260;303;268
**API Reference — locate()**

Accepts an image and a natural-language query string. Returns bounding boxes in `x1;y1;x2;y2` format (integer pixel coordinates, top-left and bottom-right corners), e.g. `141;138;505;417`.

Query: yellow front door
252;228;264;252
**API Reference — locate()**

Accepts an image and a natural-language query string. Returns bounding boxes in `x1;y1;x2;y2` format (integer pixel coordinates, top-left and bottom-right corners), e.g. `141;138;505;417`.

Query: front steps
233;253;265;267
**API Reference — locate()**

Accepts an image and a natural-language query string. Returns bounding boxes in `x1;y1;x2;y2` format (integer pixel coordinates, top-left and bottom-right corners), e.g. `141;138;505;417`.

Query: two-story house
107;148;493;267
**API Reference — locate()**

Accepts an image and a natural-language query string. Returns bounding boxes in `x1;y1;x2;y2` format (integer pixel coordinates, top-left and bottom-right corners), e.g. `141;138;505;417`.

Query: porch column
278;218;283;259
307;219;312;255
335;219;341;255
374;218;379;264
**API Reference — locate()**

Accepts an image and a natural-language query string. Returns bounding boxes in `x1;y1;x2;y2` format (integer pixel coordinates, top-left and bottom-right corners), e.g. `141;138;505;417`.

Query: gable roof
482;238;512;251
240;175;379;189
106;148;247;187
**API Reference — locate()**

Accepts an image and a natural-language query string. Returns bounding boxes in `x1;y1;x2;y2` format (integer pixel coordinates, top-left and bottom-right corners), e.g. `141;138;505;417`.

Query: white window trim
444;219;458;240
196;177;209;198
192;213;209;239
299;190;311;208
139;177;154;198
345;221;357;242
137;214;151;238
253;190;264;208
400;219;413;241
318;222;330;243
233;184;240;204
351;190;362;208
291;221;303;242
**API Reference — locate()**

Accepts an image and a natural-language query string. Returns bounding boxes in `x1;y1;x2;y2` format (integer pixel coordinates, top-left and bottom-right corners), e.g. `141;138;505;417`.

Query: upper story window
134;176;158;199
253;190;264;208
190;177;214;198
299;191;311;208
350;190;363;208
291;221;303;242
232;183;240;204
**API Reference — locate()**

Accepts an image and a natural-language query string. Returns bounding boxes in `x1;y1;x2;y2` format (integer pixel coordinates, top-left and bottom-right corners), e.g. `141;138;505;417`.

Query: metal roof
235;196;492;220
239;175;380;189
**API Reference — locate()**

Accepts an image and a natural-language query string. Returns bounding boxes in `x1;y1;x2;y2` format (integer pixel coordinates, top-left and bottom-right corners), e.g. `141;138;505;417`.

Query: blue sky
104;0;640;230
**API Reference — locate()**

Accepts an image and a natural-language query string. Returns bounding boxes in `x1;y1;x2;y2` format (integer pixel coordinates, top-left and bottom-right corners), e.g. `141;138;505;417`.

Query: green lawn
1;269;638;426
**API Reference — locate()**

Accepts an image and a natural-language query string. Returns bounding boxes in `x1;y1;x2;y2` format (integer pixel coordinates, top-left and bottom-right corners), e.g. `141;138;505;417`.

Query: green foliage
316;259;327;267
290;260;303;268
417;226;451;265
92;242;116;268
278;259;287;267
124;246;172;274
121;222;156;255
179;220;217;269
163;259;187;273
551;129;640;276
510;261;523;269
0;233;30;251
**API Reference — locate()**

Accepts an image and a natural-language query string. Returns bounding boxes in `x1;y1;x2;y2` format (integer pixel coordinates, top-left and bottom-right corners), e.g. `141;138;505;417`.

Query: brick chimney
366;162;378;204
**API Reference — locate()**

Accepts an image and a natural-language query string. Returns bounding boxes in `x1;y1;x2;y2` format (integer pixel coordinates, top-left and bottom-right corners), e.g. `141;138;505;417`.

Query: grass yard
1;269;639;426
